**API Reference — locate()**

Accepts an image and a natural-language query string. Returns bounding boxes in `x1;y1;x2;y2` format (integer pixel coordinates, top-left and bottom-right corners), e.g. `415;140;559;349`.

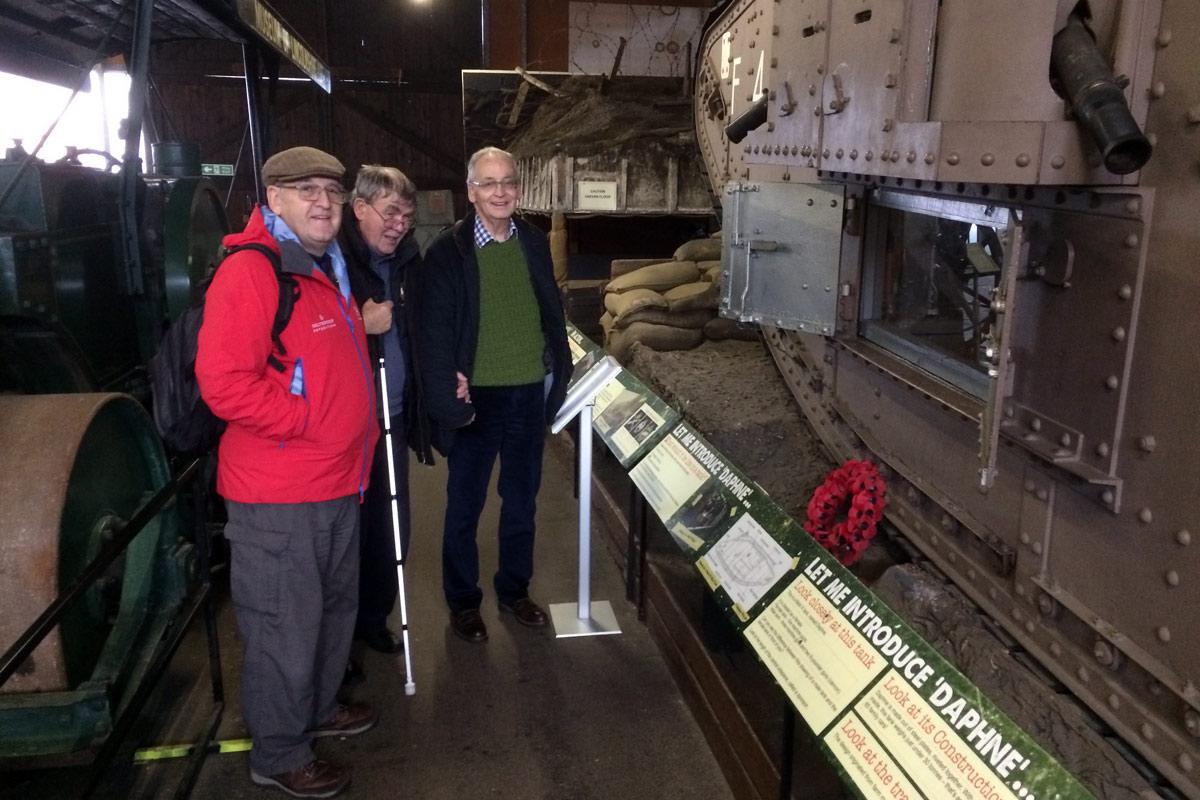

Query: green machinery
0;0;332;773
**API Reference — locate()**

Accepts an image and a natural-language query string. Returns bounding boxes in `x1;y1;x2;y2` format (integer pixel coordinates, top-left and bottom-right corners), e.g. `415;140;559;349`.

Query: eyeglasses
277;182;347;203
467;178;520;192
365;201;414;228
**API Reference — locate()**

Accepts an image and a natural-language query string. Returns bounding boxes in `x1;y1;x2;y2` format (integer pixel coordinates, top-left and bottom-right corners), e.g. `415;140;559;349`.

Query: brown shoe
499;597;549;627
251;759;349;798
450;608;488;643
309;702;377;738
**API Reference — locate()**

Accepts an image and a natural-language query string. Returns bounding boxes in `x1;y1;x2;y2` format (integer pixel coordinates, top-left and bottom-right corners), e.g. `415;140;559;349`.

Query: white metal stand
549;402;621;638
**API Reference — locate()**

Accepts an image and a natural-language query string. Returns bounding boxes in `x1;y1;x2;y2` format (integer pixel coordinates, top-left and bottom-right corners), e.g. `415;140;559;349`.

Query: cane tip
405;683;416;696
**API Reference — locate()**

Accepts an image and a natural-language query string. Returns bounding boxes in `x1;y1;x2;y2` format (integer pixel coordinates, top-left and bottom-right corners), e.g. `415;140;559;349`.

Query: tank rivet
1105;375;1120;391
1124;233;1140;248
1165;570;1180;587
1101;489;1115;505
907;151;917;163
1016;584;1027;597
1049;642;1062;657
1156;28;1172;47
1012;607;1023;622
1108;694;1121;710
822;148;830;158
1077;666;1090;682
1096;442;1110;457
1125;198;1142;214
1157;626;1171;643
925;153;935;165
1118;284;1133;300
946;153;960;166
1185;709;1200;738
1025;620;1035;634
1151;81;1166;99
891;150;900;162
849;149;858;160
989;587;999;601
1015;153;1030;167
1020;532;1031;544
1138;508;1153;524
1178;530;1192;546
1141;724;1156;740
836;149;844;158
1024;480;1036;492
1181;753;1195;772
1112;326;1127;342
1051;155;1066;169
865;151;874;161
981;153;995;166
1037;594;1055;616
1138;435;1156;452
940;514;955;530
967;568;976;580
1031;540;1043;554
1147;132;1158;147
1060;433;1072;447
1094;639;1117;666
885;73;897;88
1030;417;1042;432
1036;489;1048;502
1187;106;1200;125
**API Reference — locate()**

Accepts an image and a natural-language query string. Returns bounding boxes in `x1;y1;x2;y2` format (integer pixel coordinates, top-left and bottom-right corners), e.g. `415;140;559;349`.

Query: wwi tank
694;0;1198;796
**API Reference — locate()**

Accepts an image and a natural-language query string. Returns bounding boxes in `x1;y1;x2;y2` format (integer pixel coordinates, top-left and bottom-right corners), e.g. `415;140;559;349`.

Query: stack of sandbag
601;235;734;361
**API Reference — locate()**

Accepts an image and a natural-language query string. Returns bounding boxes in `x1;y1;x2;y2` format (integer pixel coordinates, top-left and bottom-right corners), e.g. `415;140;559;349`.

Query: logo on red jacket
311;313;336;334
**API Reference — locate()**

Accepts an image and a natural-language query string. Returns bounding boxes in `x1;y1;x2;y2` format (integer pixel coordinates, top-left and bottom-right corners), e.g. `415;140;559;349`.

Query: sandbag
604;287;668;322
608;322;704;361
673;238;722;263
703;317;761;341
696;260;722;281
607;260;699;293
610;258;663;279
600;311;615;343
663;281;719;312
614;308;715;330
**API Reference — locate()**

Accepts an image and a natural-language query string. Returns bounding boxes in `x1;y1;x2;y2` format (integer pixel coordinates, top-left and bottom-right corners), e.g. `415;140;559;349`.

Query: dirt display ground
627;338;833;519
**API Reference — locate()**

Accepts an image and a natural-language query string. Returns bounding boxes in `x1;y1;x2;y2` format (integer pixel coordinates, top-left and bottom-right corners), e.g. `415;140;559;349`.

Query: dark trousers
443;382;545;611
356;413;409;636
224;496;359;777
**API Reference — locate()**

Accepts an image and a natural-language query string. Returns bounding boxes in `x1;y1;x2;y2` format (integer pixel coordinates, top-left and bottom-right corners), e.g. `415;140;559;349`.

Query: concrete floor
6;434;734;799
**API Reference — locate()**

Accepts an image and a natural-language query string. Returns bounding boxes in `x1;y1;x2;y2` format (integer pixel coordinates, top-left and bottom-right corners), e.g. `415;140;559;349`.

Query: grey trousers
225;496;360;776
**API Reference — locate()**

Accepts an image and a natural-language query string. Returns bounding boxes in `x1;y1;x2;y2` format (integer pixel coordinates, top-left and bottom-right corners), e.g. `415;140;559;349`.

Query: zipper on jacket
333;288;374;502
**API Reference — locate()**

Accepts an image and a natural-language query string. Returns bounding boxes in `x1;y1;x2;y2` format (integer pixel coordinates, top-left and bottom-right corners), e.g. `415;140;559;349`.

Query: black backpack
149;243;300;455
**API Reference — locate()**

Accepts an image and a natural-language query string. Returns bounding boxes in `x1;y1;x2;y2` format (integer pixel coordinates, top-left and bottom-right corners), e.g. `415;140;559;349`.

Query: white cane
378;356;416;695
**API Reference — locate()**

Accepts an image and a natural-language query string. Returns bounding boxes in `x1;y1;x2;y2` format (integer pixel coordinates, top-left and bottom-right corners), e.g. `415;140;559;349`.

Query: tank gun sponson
695;1;1197;797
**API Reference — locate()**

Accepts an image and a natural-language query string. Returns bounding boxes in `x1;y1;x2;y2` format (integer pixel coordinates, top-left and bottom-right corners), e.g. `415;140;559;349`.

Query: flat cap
262;146;345;185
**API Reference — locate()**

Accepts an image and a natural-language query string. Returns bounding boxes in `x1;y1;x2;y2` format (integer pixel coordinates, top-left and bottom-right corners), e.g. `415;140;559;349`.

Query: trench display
568;323;1093;800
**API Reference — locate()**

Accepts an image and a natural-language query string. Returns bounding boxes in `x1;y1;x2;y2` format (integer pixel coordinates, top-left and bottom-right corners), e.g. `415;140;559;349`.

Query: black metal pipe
242;42;266;203
0;459;199;689
1051;13;1152;175
725;94;769;145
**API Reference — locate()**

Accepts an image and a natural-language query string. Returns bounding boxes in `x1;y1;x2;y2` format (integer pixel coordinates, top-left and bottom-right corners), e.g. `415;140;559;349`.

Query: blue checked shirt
473;215;518;249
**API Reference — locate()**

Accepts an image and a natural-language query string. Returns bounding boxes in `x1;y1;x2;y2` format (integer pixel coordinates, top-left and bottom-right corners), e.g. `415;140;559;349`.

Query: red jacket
196;207;377;503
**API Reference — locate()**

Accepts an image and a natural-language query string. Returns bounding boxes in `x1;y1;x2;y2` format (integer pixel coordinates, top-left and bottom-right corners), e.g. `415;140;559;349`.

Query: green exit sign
202;163;235;177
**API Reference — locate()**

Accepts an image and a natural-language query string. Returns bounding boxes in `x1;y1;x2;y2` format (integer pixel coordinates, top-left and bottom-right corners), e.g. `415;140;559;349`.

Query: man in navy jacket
417;146;570;643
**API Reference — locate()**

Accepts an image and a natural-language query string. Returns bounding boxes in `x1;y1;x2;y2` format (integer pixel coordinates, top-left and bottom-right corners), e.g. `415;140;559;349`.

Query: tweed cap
262;146;345;185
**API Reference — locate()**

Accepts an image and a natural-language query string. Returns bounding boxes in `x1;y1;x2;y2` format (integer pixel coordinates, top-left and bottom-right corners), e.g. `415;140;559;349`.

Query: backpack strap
225;243;300;373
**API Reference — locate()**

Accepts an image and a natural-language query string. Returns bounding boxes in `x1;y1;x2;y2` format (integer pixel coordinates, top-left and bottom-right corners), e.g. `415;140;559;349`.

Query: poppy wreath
803;460;887;566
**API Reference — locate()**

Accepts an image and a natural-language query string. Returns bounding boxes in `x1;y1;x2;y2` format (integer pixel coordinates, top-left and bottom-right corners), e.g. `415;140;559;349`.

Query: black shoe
357;627;404;654
498;597;549;628
341;658;364;688
450;608;488;643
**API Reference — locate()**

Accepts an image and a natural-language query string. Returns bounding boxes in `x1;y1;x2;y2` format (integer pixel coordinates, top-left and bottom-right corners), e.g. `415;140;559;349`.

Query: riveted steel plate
721;182;844;333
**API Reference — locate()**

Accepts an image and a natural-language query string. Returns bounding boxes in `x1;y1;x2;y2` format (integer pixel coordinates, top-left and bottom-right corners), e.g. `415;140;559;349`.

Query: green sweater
472;237;546;386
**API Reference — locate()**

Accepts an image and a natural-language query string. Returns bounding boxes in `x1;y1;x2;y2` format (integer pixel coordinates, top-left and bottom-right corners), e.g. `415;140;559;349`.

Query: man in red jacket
196;146;378;799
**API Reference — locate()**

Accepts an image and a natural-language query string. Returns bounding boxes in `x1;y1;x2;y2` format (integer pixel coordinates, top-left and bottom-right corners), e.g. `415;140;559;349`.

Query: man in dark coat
340;165;436;664
417;146;570;643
